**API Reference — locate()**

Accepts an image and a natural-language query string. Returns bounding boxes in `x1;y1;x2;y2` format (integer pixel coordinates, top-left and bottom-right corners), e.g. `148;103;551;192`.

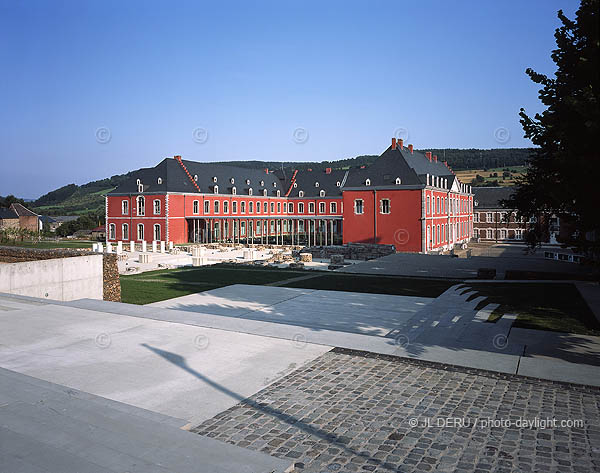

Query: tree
505;0;600;256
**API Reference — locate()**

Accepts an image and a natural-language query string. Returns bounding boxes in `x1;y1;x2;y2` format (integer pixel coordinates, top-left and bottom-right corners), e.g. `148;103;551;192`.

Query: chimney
425;151;432;161
408;144;413;154
391;137;397;150
325;167;332;174
398;139;403;149
433;155;438;162
264;168;269;174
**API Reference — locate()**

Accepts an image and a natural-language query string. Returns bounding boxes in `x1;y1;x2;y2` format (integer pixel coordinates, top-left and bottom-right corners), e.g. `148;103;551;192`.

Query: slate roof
108;146;469;198
0;208;19;220
109;158;283;197
473;187;515;209
10;203;39;217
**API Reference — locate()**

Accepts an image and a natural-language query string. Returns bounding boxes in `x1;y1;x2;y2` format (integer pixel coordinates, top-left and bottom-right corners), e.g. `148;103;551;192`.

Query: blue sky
0;0;578;198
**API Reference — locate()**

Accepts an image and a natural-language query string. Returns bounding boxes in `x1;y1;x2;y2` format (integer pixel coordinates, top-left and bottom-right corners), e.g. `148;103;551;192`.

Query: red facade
106;140;474;252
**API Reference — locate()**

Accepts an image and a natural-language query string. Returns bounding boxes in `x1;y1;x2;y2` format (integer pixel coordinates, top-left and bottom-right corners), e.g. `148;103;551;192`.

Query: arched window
246;179;250;185
263;189;267;196
276;190;281;197
137;196;145;216
241;201;246;213
249;201;254;213
336;181;341;187
109;223;116;240
230;177;235;184
122;223;129;240
122;200;129;215
294;182;298;188
299;190;304;198
272;182;277;188
260;180;264;186
153;199;161;215
212;176;217;182
137;223;144;241
157;177;162;184
214;185;219;194
319;190;325;197
204;200;209;213
248;188;253;196
232;186;237;195
298;202;305;213
315;182;319;188
194;175;198;181
223;201;229;213
193;200;199;214
395;177;401;185
154;224;161;241
365;179;371;186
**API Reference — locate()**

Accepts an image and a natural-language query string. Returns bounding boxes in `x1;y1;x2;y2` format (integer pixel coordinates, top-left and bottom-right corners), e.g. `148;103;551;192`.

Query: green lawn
282;274;456;298
121;265;309;304
0;240;95;249
469;282;600;335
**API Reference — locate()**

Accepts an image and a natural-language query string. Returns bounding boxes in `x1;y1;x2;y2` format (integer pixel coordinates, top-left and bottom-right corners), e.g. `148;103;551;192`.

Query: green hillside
32;148;534;216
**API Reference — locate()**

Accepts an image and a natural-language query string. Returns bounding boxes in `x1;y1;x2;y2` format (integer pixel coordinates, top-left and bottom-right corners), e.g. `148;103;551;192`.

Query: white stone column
116;241;123;254
160;241;166;253
152;241;157;252
141;240;147;253
130;241;135;252
169;241;174;250
106;242;113;253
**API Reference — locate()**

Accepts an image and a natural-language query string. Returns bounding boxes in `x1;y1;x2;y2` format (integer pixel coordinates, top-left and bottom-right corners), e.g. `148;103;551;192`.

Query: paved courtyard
193;348;600;473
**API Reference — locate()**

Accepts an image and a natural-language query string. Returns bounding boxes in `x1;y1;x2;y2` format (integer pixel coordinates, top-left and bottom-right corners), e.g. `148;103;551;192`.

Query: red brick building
472;187;529;242
106;139;474;252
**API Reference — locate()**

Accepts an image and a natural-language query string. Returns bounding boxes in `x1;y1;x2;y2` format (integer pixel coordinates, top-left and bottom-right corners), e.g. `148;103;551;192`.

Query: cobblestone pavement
192;348;600;473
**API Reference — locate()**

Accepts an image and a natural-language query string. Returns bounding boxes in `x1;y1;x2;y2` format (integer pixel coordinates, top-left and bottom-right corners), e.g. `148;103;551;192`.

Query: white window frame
153;199;161;215
137;196;145;216
193;200;199;215
204;200;209;214
122;200;129;215
298;202;305;213
319;202;325;213
109;223;116;240
308;202;315;214
380;198;390;214
153;224;161;241
330;202;337;213
354;199;364;215
122;223;129;240
137;223;144;241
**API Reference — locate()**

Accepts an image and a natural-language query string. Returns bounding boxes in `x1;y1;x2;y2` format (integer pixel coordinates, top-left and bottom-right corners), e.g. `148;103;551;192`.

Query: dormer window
365;179;371;186
336;181;341;187
260;180;264;186
263;189;267;196
272;182;277;188
248;188;253;196
320;190;325;197
246;179;250;185
276;190;281;197
299;190;304;198
293;182;298;188
232;186;236;195
315;182;319;187
214;185;219;194
213;176;217;183
157;177;162;184
395;177;401;185
138;183;144;193
136;179;141;186
194;175;198;181
230;177;235;184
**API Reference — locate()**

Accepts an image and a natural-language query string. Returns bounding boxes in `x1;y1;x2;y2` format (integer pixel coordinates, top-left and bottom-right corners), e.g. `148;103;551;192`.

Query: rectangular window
487;212;493;222
214;201;219;213
122;200;129;215
256;201;260;213
500;229;507;239
271;202;275;213
137;197;145;216
308;202;315;213
298;202;304;213
427;196;430;215
330;202;337;213
249;201;253;213
264;202;268;213
288;202;293;213
516;229;523;239
277;202;281;213
193;200;199;214
204;200;209;214
232;201;237;213
256;221;261;235
380;199;390;214
154;200;161;215
354;199;364;215
319;202;325;213
223;201;229;213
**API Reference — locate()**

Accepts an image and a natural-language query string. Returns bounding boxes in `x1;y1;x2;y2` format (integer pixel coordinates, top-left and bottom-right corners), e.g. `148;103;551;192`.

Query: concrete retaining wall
0;254;104;301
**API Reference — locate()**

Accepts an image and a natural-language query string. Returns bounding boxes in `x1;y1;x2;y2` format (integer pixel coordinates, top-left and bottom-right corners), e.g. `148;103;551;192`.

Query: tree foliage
504;0;599;255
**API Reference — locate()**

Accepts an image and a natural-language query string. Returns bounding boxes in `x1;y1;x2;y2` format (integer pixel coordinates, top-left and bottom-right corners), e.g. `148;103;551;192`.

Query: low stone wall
0;246;121;302
300;243;396;261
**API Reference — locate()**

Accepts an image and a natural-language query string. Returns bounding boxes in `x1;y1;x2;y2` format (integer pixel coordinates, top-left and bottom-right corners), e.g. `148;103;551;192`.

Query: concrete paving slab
517;356;600;387
150;284;432;336
0;368;292;473
0;303;330;425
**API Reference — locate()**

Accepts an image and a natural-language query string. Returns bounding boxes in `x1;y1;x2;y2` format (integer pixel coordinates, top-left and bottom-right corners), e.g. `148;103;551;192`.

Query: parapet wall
0;246;121;302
